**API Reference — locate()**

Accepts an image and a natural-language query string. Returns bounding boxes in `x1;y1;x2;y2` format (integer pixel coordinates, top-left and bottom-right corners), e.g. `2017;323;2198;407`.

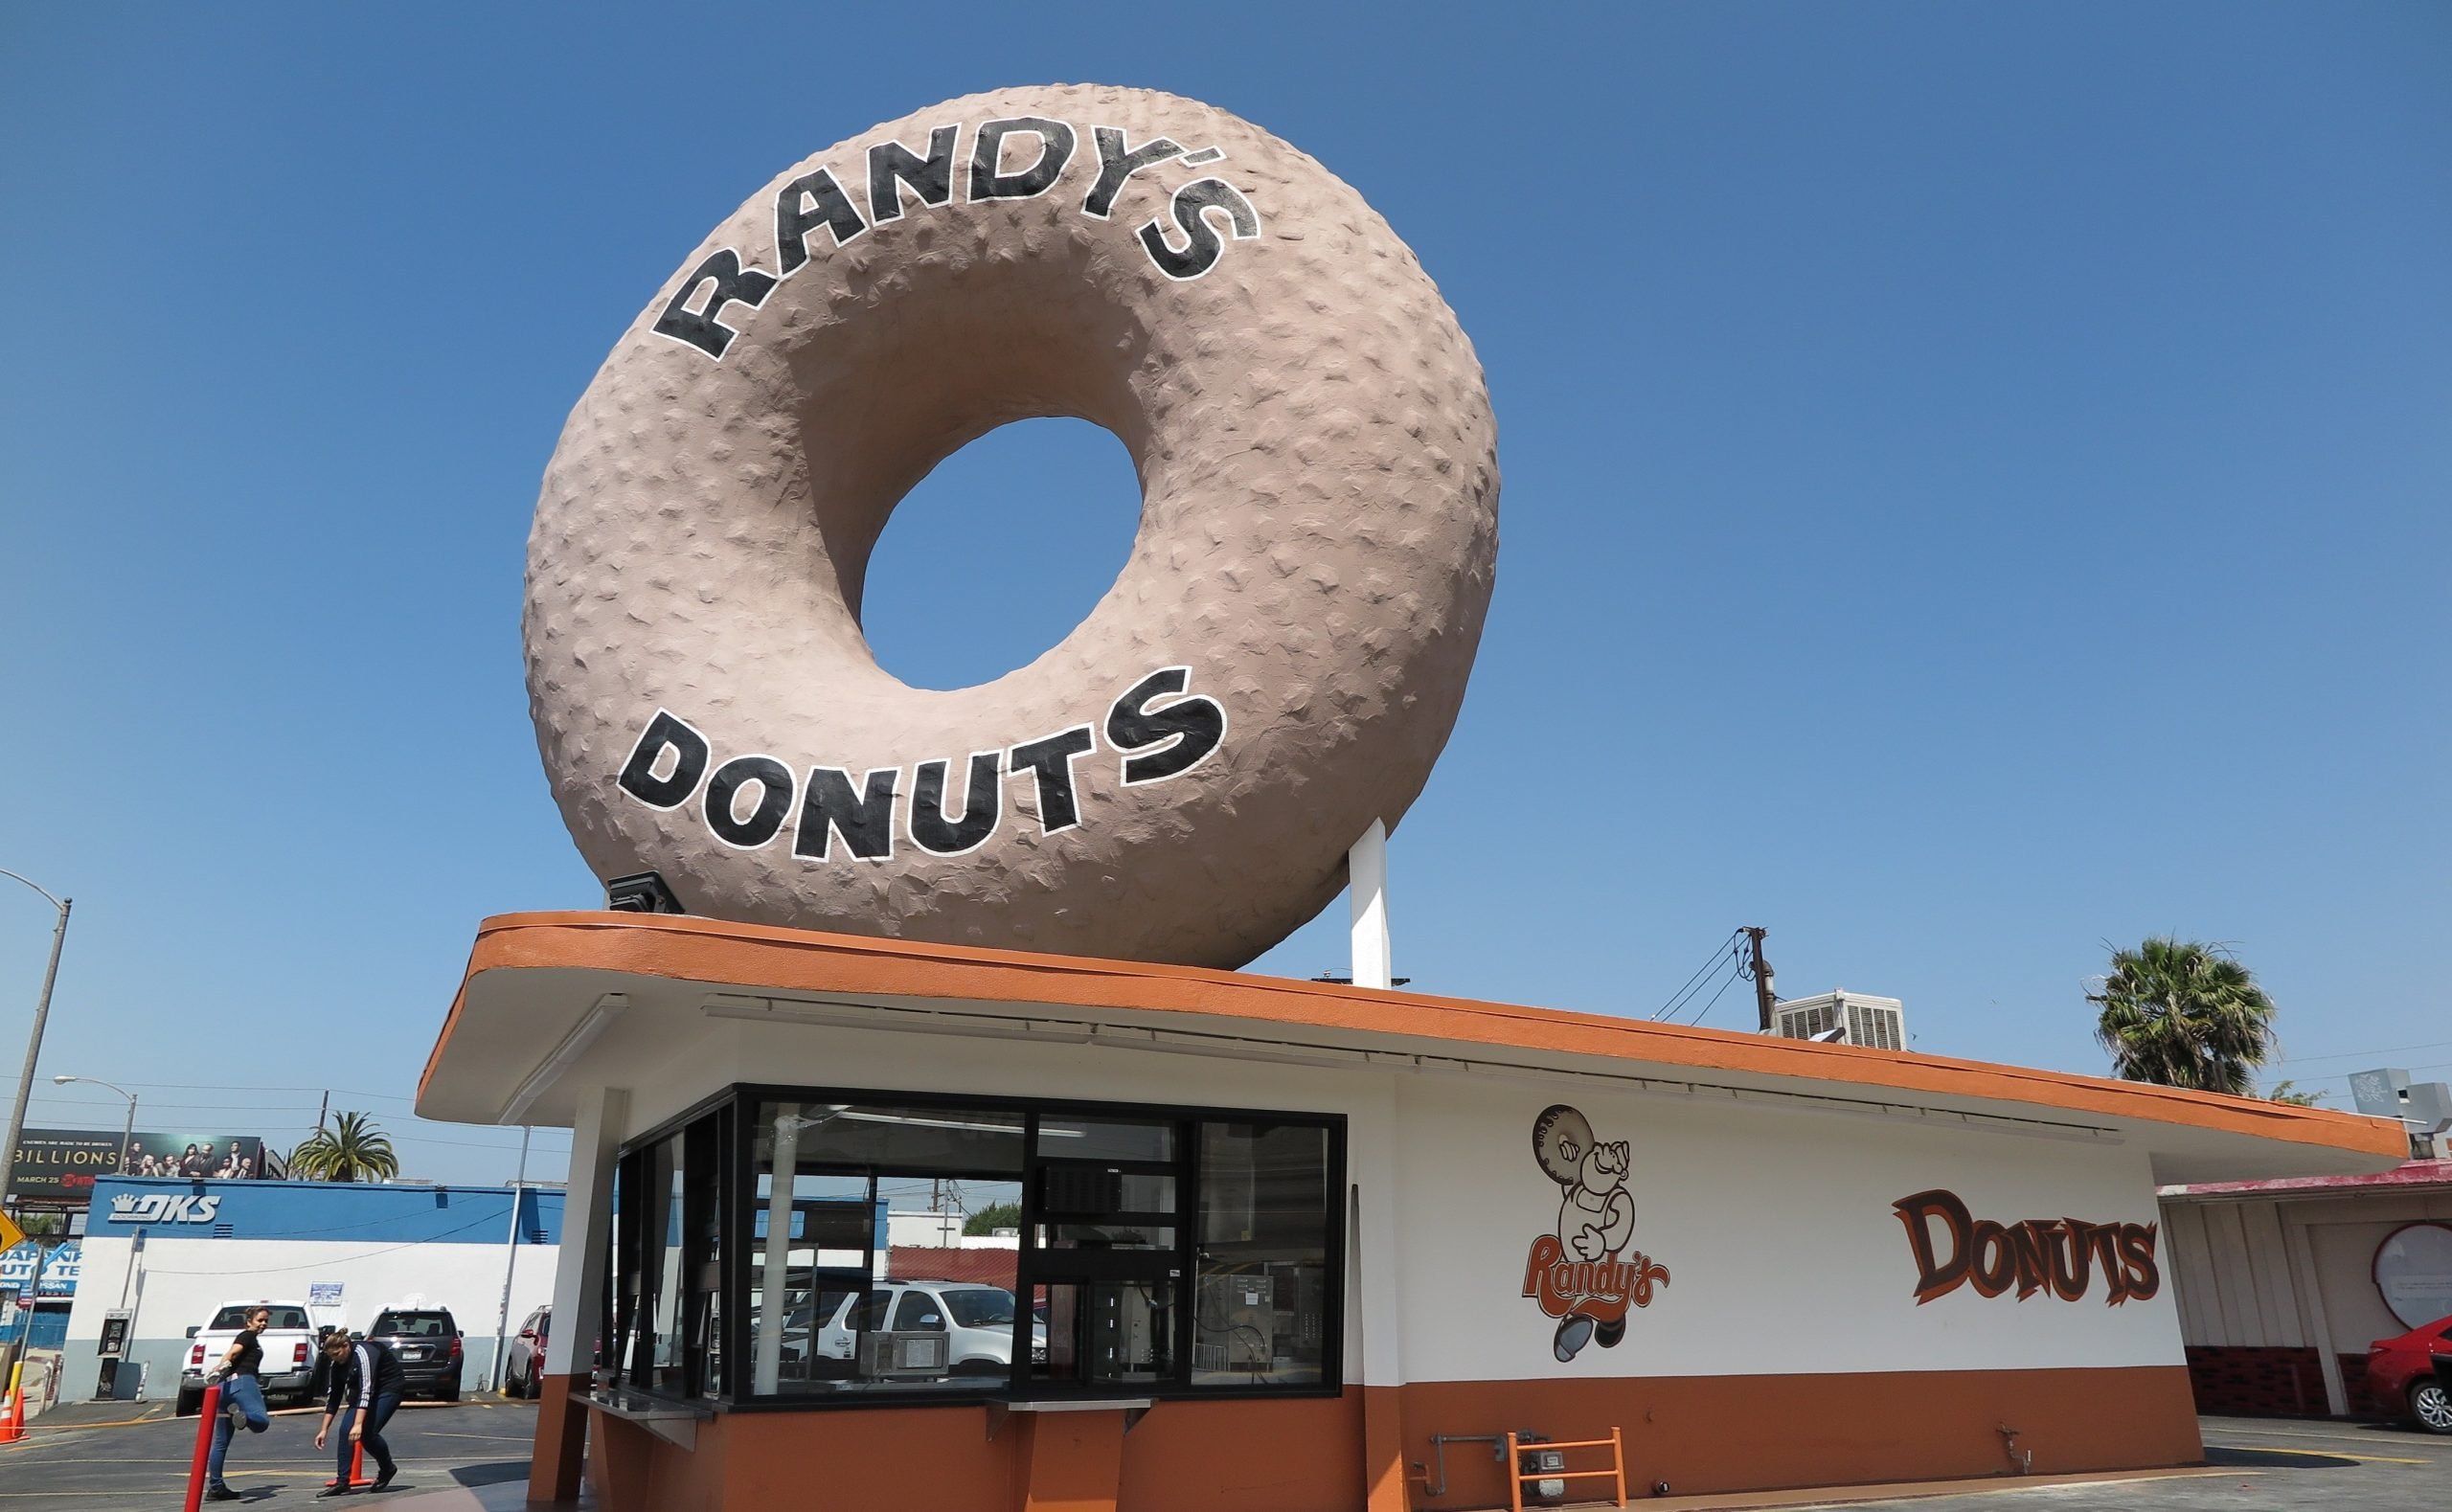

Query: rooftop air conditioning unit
2350;1069;2452;1158
1771;991;1906;1051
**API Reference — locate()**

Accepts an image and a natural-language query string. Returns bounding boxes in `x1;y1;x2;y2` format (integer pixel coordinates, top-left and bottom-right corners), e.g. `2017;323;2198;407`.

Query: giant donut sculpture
527;84;1498;969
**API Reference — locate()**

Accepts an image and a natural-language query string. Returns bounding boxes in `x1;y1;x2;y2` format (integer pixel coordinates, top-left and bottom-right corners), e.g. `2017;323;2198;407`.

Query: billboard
9;1129;276;1198
0;1240;79;1298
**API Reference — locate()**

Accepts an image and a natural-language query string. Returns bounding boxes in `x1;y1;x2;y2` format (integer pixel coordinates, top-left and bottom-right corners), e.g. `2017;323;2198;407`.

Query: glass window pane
650;1134;687;1390
1193;1122;1330;1386
943;1289;1015;1329
746;1099;1021;1397
1037;1117;1172;1162
1032;1279;1177;1386
686;1112;726;1400
1039;1166;1176;1216
1039;1223;1176;1252
787;1104;1024;1174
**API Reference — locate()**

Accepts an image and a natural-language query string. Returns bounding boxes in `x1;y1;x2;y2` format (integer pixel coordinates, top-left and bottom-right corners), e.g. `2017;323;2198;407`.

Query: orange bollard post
0;1360;25;1446
183;1382;222;1512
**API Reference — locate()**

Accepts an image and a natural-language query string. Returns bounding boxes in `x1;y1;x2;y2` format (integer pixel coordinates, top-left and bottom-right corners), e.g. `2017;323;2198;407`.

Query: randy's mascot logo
1522;1103;1669;1362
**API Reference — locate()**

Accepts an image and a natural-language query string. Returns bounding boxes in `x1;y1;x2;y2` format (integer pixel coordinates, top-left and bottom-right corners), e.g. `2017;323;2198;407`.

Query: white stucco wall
564;1013;2185;1391
1386;1072;2181;1382
61;1230;558;1403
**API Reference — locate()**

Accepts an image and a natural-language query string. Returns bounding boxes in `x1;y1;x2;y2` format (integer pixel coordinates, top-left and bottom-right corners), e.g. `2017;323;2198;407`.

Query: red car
505;1305;551;1399
2365;1313;2452;1434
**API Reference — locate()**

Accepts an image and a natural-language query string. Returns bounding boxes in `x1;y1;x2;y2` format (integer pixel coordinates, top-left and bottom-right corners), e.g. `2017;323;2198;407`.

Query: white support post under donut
1350;819;1393;990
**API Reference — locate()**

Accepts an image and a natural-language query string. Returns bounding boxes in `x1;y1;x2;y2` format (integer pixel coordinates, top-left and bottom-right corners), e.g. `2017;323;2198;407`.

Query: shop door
1018;1113;1187;1394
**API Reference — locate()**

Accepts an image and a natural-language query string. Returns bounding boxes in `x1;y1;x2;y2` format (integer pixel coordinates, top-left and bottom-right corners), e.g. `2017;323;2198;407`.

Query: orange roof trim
423;911;2404;1162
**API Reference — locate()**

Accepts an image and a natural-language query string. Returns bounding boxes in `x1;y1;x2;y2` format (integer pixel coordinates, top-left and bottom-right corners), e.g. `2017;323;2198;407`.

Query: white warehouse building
59;1176;562;1405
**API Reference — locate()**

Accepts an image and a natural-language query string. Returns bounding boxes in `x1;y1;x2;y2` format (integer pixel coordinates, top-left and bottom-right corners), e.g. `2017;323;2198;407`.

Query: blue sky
1;4;2444;1185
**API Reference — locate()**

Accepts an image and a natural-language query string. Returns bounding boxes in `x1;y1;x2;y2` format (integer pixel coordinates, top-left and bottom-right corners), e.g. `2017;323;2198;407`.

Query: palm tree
2088;937;2278;1096
289;1111;401;1183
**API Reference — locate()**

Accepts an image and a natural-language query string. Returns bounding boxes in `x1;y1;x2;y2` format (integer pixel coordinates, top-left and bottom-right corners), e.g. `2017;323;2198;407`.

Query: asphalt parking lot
0;1395;537;1508
1803;1415;2450;1511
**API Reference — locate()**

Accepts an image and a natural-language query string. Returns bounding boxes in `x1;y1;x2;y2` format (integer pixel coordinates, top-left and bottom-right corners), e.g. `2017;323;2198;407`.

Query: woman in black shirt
204;1307;272;1501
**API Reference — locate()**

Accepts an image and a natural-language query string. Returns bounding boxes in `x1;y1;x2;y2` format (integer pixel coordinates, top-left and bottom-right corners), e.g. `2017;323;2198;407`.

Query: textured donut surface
526;83;1498;968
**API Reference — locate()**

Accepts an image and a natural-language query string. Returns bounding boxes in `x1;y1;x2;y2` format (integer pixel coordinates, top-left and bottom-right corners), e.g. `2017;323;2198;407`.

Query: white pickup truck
175;1299;324;1414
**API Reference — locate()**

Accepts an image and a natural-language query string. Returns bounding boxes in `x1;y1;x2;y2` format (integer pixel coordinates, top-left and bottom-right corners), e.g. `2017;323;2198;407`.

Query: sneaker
205;1490;242;1503
315;1487;354;1500
372;1465;398;1491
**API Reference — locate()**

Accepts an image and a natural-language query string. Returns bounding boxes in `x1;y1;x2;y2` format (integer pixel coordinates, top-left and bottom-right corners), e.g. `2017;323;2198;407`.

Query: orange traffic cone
0;1387;25;1444
323;1436;375;1489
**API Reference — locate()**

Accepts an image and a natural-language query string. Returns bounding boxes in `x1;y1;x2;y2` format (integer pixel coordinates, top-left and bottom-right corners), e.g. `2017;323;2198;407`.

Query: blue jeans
334;1391;402;1481
206;1375;269;1488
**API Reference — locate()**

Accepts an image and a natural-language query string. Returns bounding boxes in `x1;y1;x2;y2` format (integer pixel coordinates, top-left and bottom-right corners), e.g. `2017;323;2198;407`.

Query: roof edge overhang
419;912;2407;1177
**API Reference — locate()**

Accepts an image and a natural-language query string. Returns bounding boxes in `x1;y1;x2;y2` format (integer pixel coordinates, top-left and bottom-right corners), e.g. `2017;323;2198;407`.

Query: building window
607;1088;1344;1409
745;1100;1025;1397
1192;1121;1332;1386
604;1103;730;1398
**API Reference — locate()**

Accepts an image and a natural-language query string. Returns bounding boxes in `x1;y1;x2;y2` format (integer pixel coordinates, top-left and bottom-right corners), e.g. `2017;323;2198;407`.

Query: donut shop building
417;913;2400;1512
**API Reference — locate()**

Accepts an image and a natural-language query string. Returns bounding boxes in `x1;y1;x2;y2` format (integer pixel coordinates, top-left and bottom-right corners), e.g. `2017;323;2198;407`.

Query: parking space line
2224;1446;2435;1465
2209;1423;2440;1447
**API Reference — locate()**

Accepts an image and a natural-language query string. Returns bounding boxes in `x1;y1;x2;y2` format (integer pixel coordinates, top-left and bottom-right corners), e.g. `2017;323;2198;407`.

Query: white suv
809;1282;1033;1374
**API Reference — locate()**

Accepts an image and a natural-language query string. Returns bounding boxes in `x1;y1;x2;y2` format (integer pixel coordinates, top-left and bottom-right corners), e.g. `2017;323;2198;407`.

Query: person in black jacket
313;1332;405;1496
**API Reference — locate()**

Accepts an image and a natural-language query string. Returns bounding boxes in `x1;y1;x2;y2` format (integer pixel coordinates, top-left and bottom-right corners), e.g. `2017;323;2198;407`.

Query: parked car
506;1306;552;1399
2365;1313;2452;1434
806;1281;1036;1374
176;1300;321;1414
366;1306;465;1401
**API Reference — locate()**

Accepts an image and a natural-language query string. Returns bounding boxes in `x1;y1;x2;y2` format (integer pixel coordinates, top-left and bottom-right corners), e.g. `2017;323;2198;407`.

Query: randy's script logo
1521;1104;1669;1362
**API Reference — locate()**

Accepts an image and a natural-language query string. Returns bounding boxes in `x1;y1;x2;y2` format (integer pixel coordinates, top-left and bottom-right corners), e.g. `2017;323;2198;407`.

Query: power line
1653;929;1744;1020
48;1079;423;1103
1664;948;1745;1027
1686;958;1752;1027
2265;1040;2452;1069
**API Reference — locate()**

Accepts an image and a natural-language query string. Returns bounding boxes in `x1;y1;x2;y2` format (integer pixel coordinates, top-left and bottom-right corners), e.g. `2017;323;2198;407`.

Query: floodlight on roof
604;870;685;914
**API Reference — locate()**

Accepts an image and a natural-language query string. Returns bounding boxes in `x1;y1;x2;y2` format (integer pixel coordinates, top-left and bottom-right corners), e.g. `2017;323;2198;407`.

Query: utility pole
488;1127;533;1392
0;874;72;1218
1743;927;1779;1032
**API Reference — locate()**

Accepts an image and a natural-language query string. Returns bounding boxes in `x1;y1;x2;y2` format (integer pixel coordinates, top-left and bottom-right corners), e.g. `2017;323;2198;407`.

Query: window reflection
747;1100;1023;1397
1192;1123;1331;1385
1031;1281;1177;1386
605;1093;1340;1405
1036;1117;1172;1162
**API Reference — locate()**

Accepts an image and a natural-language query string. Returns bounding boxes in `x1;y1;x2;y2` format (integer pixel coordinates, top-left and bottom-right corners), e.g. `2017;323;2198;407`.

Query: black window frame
602;1083;1346;1412
602;1094;734;1401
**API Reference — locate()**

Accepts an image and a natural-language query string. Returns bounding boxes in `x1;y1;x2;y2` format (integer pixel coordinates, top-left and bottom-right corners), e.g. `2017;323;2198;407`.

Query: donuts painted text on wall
659;118;1260;360
1892;1189;2162;1306
526;84;1499;968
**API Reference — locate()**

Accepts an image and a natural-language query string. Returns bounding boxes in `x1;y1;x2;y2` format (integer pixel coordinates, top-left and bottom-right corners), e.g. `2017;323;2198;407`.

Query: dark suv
366;1307;465;1401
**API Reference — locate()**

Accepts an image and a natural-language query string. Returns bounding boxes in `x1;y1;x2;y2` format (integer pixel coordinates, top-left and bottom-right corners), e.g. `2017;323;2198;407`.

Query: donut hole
859;416;1143;691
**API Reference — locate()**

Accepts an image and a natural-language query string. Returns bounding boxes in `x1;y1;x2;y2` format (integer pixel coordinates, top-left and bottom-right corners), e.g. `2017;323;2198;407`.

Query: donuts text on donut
655;117;1260;360
614;666;1227;863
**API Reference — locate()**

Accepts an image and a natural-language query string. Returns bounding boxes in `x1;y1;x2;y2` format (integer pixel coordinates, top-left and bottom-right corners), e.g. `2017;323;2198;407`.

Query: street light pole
51;1077;137;1179
0;871;72;1217
489;1127;533;1392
